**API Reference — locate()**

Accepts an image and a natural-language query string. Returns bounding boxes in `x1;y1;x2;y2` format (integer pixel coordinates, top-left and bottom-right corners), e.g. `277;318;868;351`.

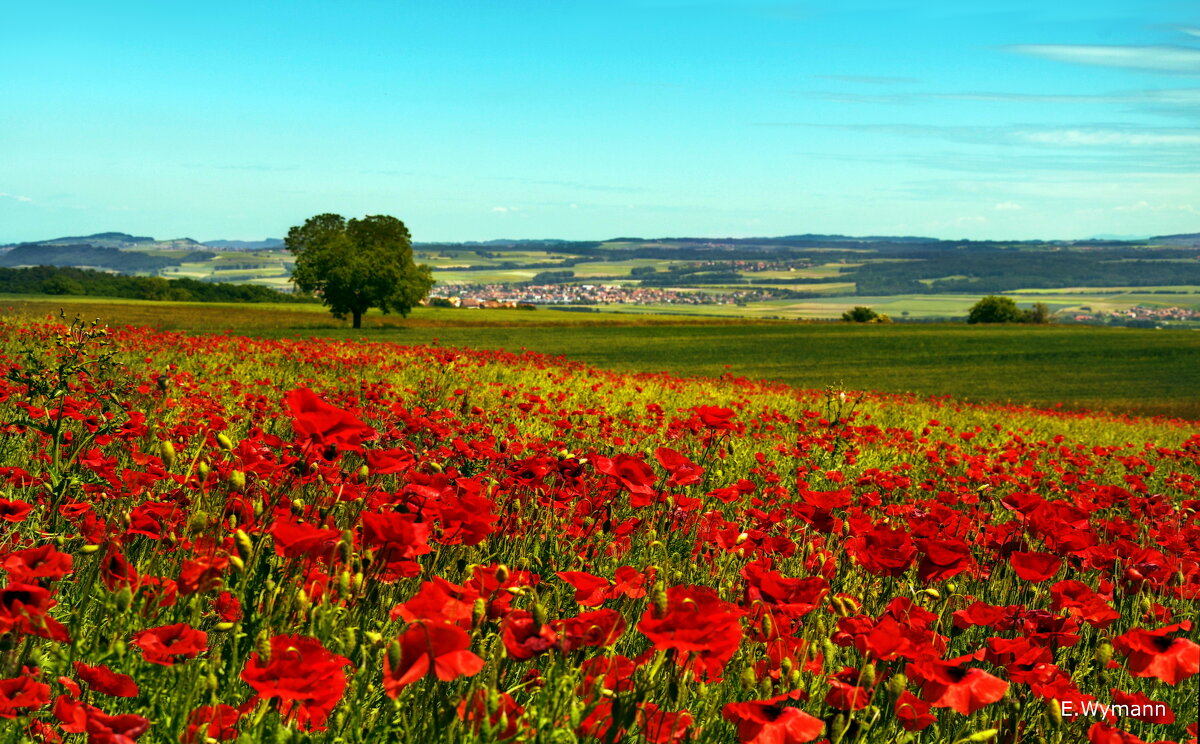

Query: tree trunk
352;310;362;329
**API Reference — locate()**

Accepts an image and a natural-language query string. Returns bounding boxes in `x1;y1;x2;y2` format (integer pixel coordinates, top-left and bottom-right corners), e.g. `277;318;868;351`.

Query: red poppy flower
1086;722;1149;744
284;387;374;452
1112;622;1199;685
269;516;340;561
1009;551;1062;582
552;608;627;652
847;524;916;577
894;690;936;731
655;447;704;487
130;623;207;666
182;704;242;744
457;689;525;741
637;703;693;743
74;663;138;698
742;561;829;618
638;585;743;681
365;447;415;474
916;538;974;583
1049;581;1120;629
0;498;33;522
0;583;71;642
1109;688;1174;724
241;634;351;731
0;674;50;719
694;405;736;431
613;566;650;599
501;610;559;660
359;511;431;577
557;571;611;607
722;693;823;744
593;454;658;500
53;695;151;742
382;621;484;697
2;544;73;582
212;592;243;622
390;578;476;625
913;659;1008;716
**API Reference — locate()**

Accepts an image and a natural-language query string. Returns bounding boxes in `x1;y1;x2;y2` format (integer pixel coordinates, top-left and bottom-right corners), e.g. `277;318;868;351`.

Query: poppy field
0;314;1196;744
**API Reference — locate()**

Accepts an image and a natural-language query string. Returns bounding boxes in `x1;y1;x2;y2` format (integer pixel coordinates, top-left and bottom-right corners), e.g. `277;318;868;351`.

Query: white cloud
993;201;1023;211
1014;129;1200;146
1111;201;1198;213
0;192;33;203
491;206;516;213
1009;44;1200;74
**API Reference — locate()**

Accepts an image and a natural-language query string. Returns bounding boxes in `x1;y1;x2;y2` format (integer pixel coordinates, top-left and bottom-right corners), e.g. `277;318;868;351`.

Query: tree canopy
285;214;433;328
967;295;1025;324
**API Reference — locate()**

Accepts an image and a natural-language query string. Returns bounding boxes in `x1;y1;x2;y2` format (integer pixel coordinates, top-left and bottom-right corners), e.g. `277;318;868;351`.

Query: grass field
4;295;1198;419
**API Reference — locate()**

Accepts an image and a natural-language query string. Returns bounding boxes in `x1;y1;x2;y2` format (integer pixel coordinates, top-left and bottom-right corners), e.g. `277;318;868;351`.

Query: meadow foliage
0;314;1196;743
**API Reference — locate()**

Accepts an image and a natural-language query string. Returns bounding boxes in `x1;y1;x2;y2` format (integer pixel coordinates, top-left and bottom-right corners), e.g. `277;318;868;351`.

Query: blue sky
2;1;1197;242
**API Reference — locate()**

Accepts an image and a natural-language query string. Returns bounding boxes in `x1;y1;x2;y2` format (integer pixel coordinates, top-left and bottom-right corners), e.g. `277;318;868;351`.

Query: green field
4;295;1198;419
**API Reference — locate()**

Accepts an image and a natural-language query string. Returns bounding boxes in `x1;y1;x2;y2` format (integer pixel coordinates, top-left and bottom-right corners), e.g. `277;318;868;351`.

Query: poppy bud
115;586;133;612
358;464;369;480
214;622;235;631
789;669;803;689
887;673;908;699
822;638;838;665
338;571;352;597
757;676;773;698
338;538;353;565
364;631;383;646
1046;698;1062;728
255;634;272;663
234;529;253;560
295;589;310;615
113;640;126;658
229;470;246;491
831;596;848;616
652;588;669;618
532;603;548;632
79;544;100;554
353;572;364;593
739;666;756;691
159;440;176;469
495;565;510;583
761;612;774;638
860;662;876;688
230;556;245;574
1095;641;1113;666
831;714;846;739
216;433;234;451
197;460;210;481
387;640;402;670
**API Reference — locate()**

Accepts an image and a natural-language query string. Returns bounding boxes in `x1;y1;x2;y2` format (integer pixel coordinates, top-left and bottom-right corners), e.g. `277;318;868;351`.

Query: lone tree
841;306;891;323
286;213;433;328
967;295;1025;324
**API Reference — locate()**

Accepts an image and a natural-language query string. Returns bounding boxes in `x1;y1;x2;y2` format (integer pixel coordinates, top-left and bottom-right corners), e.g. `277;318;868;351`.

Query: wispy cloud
1008;44;1200;75
1013;128;1200;146
484;175;646;194
814;74;918;85
0;192;33;203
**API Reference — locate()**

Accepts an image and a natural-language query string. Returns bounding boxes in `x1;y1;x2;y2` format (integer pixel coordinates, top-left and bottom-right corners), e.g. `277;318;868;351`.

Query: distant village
1069;305;1200;324
423;283;791;309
